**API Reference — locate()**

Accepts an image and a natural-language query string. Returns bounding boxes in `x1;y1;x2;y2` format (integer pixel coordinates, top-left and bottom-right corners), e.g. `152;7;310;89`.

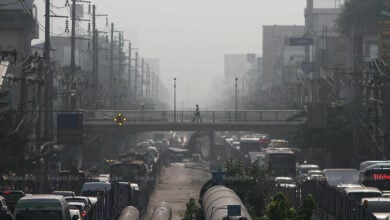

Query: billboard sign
57;113;83;144
288;37;314;46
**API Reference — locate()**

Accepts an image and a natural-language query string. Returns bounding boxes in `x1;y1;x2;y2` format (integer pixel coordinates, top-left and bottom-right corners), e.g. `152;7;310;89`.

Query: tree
0;108;28;173
295;194;317;220
291;104;353;150
182;198;200;220
261;192;296;220
336;0;384;36
224;159;276;217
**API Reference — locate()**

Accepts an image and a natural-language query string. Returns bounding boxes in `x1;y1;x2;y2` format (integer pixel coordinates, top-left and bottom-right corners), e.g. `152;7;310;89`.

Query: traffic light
114;113;126;126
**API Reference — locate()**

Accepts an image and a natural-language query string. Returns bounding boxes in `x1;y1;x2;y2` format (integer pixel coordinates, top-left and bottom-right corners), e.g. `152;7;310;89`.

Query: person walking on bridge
194;104;201;122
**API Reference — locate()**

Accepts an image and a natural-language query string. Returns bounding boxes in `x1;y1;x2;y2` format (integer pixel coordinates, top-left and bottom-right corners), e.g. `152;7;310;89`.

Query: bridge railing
83;110;304;122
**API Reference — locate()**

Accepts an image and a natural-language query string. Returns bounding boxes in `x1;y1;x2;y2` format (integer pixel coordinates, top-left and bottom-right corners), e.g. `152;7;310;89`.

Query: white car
274;177;296;188
69;208;81;220
361;197;390;220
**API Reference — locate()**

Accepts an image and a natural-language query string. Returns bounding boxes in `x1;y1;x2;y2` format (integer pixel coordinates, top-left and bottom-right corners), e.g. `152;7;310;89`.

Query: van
80;182;111;197
344;187;382;202
14;194;71;220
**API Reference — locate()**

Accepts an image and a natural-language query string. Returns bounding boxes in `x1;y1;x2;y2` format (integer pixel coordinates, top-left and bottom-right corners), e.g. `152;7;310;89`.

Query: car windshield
81;191;105;197
349;192;382;201
366;202;390;213
16;210;62;220
276;178;293;184
0;192;24;201
65;198;88;206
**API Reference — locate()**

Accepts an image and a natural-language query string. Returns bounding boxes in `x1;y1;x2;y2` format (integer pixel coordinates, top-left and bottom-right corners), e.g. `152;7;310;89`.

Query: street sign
227;205;241;216
57;113;83;144
211;171;226;184
300;62;315;74
288;37;314;46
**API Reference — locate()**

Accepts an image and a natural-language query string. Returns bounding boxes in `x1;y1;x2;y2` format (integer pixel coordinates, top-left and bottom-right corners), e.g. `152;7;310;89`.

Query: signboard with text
288;37;314;46
57;113;83;144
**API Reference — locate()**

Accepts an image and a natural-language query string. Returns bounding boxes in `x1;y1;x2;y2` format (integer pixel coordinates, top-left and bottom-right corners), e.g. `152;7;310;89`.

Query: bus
359;167;390;191
109;160;149;189
239;137;261;156
263;148;296;178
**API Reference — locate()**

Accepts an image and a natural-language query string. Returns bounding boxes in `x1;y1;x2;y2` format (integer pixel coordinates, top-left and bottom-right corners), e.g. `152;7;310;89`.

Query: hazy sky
34;0;306;107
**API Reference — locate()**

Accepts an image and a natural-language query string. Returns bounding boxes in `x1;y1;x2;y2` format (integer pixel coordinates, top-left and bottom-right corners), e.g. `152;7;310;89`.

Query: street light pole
174;77;177;122
174;77;177;121
235;77;238;120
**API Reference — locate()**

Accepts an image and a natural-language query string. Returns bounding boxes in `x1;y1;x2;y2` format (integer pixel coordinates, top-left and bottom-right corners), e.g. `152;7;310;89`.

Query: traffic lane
146;162;210;220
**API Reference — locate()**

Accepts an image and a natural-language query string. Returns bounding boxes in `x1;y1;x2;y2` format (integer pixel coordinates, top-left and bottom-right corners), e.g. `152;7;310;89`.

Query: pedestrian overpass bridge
82;110;305;137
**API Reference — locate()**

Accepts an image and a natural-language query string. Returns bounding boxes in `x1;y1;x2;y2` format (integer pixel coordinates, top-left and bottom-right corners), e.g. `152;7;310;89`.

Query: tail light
81;211;87;218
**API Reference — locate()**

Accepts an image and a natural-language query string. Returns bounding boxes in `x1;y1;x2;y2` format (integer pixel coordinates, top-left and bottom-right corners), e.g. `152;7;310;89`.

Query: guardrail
300;181;377;220
83;110;304;122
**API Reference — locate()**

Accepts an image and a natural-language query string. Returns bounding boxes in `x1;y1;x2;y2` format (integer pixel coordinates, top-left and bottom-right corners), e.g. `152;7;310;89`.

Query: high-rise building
0;0;39;56
224;54;257;79
261;25;304;87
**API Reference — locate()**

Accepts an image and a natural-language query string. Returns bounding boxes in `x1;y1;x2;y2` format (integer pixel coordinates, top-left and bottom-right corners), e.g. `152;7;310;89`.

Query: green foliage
182;198;200;220
224;159;276;217
290;104;353;151
336;0;384;36
0;107;28;173
260;192;296;220
295;194;317;220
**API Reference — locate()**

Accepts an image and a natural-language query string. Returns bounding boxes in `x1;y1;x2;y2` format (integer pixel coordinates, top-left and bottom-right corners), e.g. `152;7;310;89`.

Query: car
67;201;87;219
0;190;25;213
87;197;97;205
296;164;320;184
274;177;296;188
344;187;382;202
307;169;323;176
0;195;12;218
15;194;70;220
52;191;76;197
336;183;363;193
307;174;327;182
361;197;390;220
64;196;91;209
268;139;289;148
80;182;111;197
91;174;110;182
69;208;81;220
147;146;160;163
259;135;270;148
231;141;240;150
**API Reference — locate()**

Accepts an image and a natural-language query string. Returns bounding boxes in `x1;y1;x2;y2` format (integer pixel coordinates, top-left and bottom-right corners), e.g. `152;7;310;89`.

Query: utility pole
43;0;52;140
141;58;144;101
174;77;176;122
71;0;76;71
146;64;150;102
110;22;114;106
92;4;98;88
235;77;238;120
118;32;122;74
134;51;138;101
150;71;154;103
128;42;132;96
